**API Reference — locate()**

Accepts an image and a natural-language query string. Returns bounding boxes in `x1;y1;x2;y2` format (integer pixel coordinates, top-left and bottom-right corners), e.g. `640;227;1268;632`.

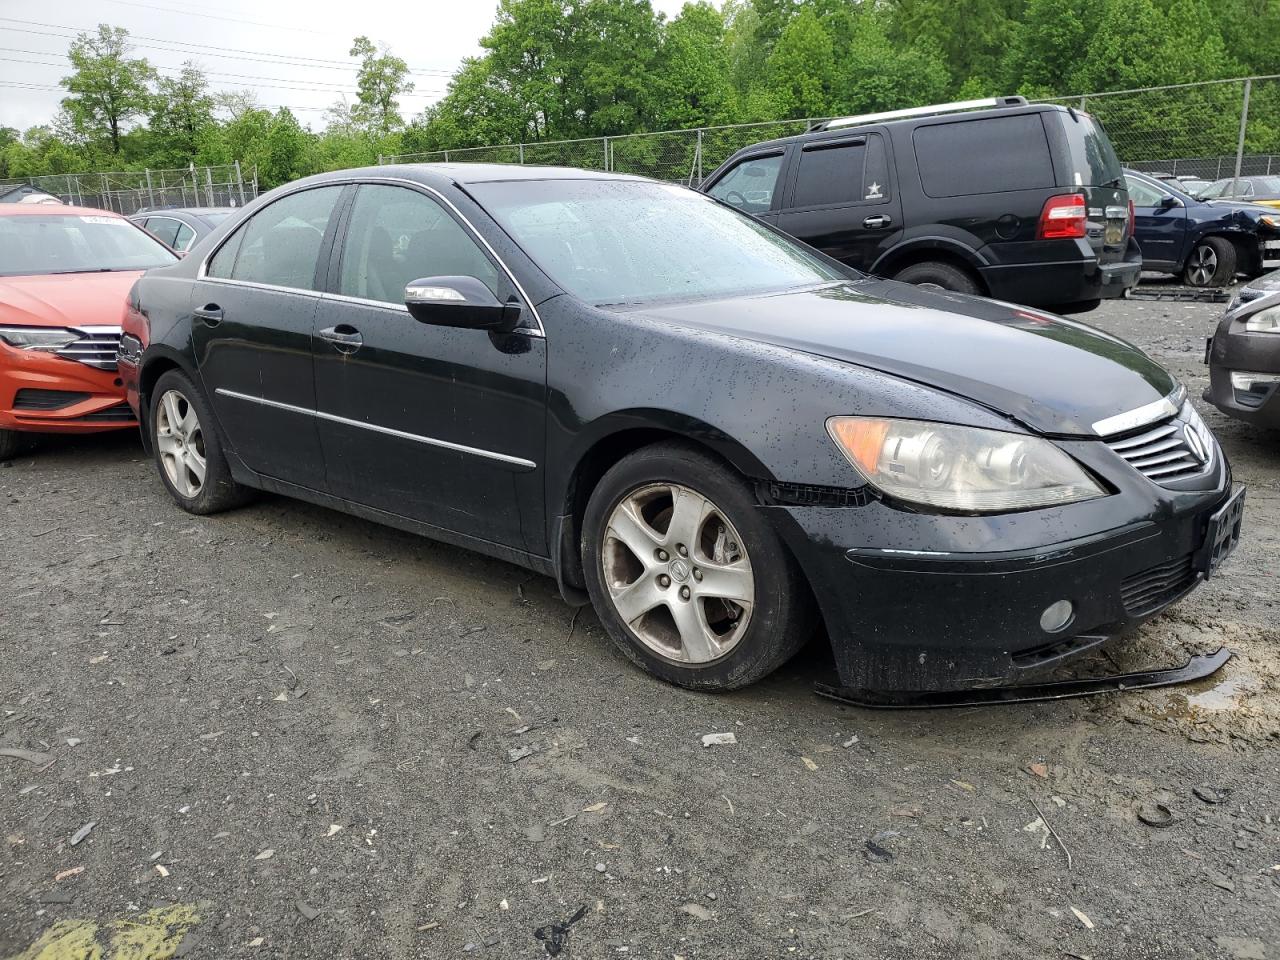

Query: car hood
0;271;141;329
625;280;1176;437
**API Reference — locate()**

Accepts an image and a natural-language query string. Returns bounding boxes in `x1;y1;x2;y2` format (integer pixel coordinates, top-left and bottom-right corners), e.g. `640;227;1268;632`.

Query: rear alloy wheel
0;428;21;462
892;260;981;295
149;369;251;515
582;442;813;690
1184;236;1236;287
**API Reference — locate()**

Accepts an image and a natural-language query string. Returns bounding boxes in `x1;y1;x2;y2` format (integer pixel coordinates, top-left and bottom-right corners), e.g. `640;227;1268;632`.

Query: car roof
0;204;124;218
289;163;651;191
716;102;1067;155
134;206;236;216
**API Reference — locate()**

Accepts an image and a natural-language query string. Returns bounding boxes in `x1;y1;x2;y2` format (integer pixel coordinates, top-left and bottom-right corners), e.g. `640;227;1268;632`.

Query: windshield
1060;112;1123;187
471;179;846;304
0;213;177;277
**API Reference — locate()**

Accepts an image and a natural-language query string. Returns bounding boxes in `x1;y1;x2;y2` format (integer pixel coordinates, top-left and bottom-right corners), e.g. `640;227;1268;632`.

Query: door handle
318;325;363;354
863;215;892;229
193;304;223;326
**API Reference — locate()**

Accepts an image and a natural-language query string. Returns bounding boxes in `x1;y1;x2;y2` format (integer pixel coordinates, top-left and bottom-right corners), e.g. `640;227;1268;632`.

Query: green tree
148;64;216;166
60;25;154;155
764;6;834;118
653;2;736;128
349;36;414;135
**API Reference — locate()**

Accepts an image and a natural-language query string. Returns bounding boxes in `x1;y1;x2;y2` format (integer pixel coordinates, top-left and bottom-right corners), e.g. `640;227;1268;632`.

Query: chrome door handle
319;325;363;354
863;215;892;229
193;304;223;326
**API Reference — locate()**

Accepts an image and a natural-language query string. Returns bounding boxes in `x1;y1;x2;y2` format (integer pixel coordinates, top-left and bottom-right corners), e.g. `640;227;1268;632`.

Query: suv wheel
581;442;814;690
0;428;22;462
149;369;252;515
1184;237;1236;287
892;261;981;295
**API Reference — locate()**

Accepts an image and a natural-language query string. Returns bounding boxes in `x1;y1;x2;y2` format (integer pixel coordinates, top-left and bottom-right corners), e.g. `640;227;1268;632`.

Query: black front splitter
814;647;1231;710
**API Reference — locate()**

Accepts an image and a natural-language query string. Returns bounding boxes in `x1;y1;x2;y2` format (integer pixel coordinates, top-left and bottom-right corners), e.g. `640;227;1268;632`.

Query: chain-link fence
0;163;258;215
382;75;1280;192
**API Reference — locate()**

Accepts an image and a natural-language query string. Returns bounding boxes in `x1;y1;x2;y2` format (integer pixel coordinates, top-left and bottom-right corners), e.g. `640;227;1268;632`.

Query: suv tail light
1037;194;1087;240
1128;198;1135;238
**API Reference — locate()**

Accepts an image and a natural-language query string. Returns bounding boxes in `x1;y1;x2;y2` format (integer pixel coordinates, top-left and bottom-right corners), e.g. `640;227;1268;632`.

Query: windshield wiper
47;267;125;275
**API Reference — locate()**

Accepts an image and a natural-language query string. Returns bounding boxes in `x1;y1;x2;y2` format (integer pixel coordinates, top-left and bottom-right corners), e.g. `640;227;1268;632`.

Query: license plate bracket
1195;486;1246;579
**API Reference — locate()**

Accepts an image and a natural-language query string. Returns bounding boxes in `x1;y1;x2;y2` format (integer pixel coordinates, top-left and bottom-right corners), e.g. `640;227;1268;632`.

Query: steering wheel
724;190;748;207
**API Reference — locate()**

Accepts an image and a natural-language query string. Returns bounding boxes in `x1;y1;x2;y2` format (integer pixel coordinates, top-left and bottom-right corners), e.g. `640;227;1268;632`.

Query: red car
0;205;177;459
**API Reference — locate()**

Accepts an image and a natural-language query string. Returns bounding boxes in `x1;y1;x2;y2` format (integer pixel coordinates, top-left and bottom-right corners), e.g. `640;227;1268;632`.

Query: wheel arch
552;413;772;596
136;347;198;452
871;239;990;292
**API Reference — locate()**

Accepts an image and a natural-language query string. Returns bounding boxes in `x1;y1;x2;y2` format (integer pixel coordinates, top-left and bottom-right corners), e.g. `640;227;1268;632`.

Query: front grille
80;403;135;423
1120;553;1196;617
1105;403;1215;484
55;325;123;371
13;388;90;411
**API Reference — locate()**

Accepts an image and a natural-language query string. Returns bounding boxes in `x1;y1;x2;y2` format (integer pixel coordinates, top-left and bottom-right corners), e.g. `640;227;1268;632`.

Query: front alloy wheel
602;482;754;664
155;389;207;498
581;442;813;690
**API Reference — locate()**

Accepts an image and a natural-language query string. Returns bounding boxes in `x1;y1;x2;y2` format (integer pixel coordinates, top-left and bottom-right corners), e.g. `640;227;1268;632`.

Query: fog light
1039;600;1073;633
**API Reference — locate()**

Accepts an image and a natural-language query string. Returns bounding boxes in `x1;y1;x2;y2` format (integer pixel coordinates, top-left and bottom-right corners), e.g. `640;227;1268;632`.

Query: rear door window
146;217;181;248
228;186;344;290
790;136;891;209
707;153;784;215
173;222;196;251
914;115;1055;197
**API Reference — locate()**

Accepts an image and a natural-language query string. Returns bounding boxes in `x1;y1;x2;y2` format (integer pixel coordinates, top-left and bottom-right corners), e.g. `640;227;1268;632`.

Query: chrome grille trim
1105;402;1216;485
56;325;123;372
1092;386;1185;437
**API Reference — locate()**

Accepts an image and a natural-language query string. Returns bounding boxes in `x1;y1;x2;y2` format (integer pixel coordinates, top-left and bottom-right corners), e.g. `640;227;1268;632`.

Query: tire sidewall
582;445;804;690
893;261;980;295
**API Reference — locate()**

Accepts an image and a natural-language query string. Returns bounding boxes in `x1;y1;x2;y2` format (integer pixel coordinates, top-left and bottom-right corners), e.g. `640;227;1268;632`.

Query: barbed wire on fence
0;163;259;215
379;75;1280;191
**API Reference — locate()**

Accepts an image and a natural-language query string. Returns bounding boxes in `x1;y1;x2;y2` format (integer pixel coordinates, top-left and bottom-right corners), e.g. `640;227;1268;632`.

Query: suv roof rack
811;96;1029;132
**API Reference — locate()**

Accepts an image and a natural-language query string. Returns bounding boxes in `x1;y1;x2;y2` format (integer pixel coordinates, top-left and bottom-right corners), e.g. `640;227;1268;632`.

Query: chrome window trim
196;176;545;337
213;387;537;470
1091;386;1186;437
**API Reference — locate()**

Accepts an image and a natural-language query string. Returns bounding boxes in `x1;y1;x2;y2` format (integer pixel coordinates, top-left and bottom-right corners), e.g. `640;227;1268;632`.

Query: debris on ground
0;747;54;766
534;904;588;956
69;821;95;846
1193;786;1228;805
296;901;321;921
1137;803;1176;827
700;732;737;747
679;902;713;921
1070;907;1094;930
864;840;893;864
509;745;538;763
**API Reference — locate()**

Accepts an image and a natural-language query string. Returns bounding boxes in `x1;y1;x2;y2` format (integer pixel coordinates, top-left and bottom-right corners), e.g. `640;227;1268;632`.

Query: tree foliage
3;2;1279;188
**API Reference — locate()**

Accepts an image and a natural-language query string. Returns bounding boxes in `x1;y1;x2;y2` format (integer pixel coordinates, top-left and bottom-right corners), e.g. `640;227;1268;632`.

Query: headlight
0;325;79;351
1243;306;1280;333
827;417;1104;512
1260;215;1280;229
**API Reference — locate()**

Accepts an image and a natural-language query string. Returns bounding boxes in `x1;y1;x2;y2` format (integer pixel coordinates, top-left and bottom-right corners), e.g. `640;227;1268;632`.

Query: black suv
701;97;1142;314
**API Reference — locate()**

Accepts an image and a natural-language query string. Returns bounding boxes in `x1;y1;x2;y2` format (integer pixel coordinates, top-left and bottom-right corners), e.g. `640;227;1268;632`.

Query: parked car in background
129;207;235;254
0;205;177;460
1124;169;1280;286
1199;175;1280;208
1146;172;1211;197
1205;281;1280;429
700;96;1141;314
121;163;1240;696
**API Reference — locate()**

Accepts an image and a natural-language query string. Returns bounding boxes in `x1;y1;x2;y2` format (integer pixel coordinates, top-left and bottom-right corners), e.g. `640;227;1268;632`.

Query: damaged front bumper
765;469;1242;695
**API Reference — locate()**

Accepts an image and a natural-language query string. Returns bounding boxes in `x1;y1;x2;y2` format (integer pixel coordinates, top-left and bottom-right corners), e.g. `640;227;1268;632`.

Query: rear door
1124;174;1185;269
775;132;900;270
191;184;347;490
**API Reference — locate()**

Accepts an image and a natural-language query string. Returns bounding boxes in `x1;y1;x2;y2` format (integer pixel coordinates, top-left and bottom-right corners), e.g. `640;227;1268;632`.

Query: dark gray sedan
1205;273;1280;428
129;207;235;254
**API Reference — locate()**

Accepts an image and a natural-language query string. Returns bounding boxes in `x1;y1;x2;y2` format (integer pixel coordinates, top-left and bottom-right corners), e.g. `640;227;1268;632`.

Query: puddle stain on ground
6;904;200;960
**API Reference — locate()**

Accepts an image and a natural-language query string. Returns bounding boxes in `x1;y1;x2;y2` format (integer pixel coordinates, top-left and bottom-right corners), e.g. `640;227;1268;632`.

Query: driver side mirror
404;276;521;333
1157;195;1181;210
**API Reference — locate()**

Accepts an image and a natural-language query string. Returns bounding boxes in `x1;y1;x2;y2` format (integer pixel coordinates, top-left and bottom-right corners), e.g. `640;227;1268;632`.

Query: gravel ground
2;294;1277;960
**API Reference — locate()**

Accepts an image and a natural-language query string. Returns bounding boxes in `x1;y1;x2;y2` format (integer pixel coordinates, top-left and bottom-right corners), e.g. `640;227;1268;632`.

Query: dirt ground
2;293;1277;960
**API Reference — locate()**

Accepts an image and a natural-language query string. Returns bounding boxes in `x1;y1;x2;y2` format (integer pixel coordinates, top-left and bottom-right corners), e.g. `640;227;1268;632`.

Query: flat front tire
149;369;252;515
582;442;814;690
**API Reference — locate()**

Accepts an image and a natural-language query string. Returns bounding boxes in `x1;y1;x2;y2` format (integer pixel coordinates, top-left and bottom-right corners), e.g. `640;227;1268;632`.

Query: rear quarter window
913;114;1055;198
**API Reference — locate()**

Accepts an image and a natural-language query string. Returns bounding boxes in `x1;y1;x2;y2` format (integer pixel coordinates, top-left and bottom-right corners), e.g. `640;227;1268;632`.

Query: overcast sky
0;0;697;133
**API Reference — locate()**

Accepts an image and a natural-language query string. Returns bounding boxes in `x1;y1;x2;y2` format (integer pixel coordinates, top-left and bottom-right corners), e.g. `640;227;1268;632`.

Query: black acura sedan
119;165;1244;695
